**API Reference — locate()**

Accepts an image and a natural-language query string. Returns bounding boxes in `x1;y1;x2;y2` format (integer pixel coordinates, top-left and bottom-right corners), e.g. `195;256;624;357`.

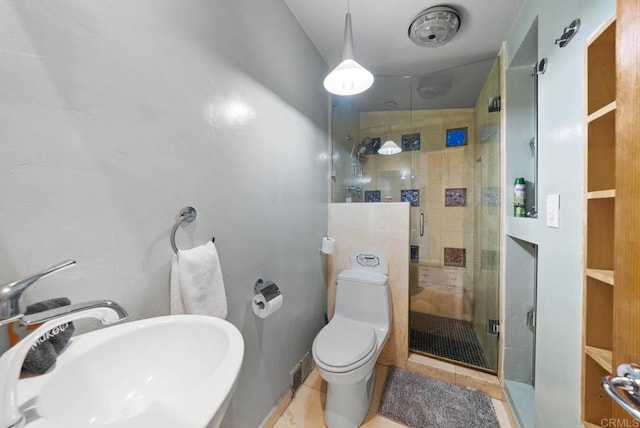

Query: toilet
312;249;391;428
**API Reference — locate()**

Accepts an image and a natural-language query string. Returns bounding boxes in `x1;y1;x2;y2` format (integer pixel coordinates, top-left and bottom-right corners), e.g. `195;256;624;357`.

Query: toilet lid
314;319;376;368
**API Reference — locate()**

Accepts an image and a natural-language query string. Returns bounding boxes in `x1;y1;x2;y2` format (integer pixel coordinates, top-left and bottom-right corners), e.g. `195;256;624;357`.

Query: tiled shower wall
360;109;475;321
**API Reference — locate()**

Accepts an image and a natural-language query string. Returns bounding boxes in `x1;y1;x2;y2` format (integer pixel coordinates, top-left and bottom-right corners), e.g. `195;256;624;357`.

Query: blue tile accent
363;137;381;154
445;188;467;207
410;245;419;263
364;190;381;203
444;248;466;267
401;133;420;151
446;127;467;147
401;189;420;207
488;96;501;113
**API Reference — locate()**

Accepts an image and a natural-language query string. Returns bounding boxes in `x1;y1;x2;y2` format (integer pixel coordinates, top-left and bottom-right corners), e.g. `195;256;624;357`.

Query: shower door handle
420;213;424;237
526;307;535;332
603;363;640;420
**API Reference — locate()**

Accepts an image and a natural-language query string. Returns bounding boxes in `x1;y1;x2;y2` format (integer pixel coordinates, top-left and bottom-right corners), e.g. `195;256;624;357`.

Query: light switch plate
546;194;560;228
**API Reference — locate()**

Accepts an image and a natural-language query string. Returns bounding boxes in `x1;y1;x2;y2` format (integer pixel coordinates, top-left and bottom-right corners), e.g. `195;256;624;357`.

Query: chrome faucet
0;302;128;428
0;260;129;427
0;260;77;325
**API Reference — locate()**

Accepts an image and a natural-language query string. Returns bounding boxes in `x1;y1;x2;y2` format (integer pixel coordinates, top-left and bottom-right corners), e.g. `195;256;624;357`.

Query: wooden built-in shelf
583;15;616;426
587;114;616;192
586;269;614;285
587;189;616;199
586;346;613;372
587;101;616;123
584;354;613;423
587;19;616;115
587;199;615;270
585;277;613;351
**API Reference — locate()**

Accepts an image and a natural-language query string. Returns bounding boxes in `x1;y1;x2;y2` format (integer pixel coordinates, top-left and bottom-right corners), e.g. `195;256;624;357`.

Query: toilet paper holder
254;279;281;308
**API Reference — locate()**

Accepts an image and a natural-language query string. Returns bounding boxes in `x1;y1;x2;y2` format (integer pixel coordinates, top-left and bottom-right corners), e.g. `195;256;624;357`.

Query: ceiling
284;0;525;110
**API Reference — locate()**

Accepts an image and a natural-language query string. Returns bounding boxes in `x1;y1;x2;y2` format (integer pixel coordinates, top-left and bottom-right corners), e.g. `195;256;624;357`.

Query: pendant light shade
323;59;374;96
324;12;374;96
378;140;402;155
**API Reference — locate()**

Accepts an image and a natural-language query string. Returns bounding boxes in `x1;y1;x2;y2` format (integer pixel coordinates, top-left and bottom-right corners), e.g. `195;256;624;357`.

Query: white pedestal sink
10;315;244;428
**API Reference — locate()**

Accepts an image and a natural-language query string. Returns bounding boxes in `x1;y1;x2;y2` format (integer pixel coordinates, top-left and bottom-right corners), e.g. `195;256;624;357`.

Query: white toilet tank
333;249;391;328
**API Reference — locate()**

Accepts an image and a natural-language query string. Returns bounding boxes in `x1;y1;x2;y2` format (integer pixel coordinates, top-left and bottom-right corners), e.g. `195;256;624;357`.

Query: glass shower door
407;60;501;373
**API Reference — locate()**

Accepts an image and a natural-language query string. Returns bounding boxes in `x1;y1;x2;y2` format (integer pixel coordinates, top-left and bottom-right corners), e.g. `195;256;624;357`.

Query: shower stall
331;60;502;373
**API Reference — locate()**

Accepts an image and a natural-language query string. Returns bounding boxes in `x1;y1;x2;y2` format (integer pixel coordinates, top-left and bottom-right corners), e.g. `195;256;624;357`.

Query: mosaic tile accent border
364;190;381;203
488;96;501;113
445;188;467;207
446;127;467;147
401;189;420;207
410;245;419;263
363;137;381;155
401;133;421;151
444;247;466;267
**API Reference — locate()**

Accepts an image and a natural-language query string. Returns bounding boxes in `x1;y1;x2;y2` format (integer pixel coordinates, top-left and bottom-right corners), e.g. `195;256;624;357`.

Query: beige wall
360;109;475;321
327;202;409;368
411;265;471;321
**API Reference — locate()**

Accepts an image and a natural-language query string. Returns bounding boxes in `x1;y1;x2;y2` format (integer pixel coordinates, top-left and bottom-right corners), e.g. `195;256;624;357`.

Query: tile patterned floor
410;312;491;369
274;366;512;428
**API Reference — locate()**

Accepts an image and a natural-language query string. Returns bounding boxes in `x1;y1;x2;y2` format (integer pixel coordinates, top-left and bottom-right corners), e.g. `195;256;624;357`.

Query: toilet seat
313;318;377;373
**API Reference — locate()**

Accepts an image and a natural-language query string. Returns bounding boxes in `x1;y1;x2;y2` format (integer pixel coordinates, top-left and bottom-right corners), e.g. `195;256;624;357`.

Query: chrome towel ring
170;206;215;254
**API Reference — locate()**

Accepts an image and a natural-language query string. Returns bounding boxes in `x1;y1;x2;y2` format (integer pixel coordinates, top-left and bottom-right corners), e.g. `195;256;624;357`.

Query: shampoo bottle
514;177;526;217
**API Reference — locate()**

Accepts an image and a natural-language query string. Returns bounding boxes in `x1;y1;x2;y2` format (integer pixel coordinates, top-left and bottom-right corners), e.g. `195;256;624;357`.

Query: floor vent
290;350;314;396
290;362;302;396
301;351;314;381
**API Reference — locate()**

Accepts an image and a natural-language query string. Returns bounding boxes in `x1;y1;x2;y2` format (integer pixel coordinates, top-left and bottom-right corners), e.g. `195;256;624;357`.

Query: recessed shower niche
505;17;539;218
503;236;537;428
330;57;502;372
502;17;539;427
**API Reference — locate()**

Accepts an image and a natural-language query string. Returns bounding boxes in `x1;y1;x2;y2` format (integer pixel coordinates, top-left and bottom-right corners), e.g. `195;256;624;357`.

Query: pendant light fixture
323;2;374;96
378;140;402;155
377;110;402;155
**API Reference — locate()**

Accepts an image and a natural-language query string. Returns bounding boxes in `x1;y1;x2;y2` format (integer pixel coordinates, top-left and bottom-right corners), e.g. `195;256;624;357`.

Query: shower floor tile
410;312;491;370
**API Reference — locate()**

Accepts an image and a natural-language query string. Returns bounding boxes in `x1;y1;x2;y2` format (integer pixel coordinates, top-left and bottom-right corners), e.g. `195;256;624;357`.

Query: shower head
349;137;370;161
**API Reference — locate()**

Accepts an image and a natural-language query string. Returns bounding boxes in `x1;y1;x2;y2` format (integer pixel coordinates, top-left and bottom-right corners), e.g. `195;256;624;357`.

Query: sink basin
15;315;244;428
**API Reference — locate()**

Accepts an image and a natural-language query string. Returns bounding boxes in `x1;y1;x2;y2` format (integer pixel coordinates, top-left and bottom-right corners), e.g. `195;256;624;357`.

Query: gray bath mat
380;367;499;428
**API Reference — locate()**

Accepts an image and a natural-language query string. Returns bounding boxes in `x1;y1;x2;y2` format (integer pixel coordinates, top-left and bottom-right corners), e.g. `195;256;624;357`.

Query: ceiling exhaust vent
408;6;461;47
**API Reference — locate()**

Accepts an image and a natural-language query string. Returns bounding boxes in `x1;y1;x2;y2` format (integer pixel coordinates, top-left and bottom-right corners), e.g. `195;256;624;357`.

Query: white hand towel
170;241;227;319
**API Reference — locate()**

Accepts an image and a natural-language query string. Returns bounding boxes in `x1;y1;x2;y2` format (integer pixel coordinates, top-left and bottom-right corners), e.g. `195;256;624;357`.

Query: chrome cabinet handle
602;363;640;420
420;213;424;237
